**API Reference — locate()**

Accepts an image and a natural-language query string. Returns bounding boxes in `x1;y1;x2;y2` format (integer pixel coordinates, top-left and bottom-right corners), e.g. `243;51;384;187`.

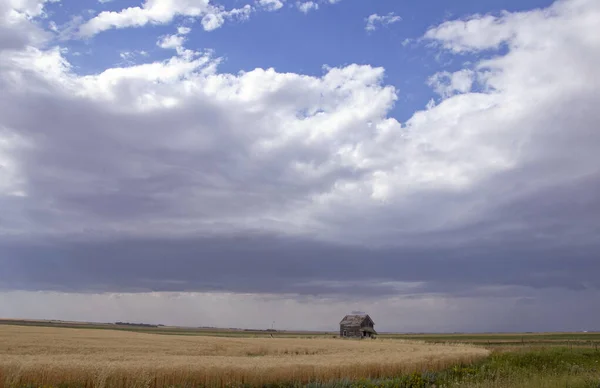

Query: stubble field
0;325;488;388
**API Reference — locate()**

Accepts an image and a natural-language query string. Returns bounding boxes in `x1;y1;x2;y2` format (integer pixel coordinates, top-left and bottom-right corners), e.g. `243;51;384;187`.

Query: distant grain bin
339;313;377;338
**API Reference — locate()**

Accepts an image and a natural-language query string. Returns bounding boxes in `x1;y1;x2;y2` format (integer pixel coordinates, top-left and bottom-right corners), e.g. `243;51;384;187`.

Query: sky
0;0;599;333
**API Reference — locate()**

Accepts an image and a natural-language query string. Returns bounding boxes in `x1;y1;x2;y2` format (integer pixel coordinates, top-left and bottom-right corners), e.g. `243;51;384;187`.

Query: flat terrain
0;325;487;388
2;320;600;387
2;319;599;345
381;332;600;346
0;319;332;338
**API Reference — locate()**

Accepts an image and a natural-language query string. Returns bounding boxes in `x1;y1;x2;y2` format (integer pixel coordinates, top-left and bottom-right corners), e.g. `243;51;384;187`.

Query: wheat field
0;325;489;387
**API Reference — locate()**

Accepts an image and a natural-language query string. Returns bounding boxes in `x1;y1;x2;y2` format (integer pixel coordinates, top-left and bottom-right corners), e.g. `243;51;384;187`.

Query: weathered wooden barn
339;313;377;338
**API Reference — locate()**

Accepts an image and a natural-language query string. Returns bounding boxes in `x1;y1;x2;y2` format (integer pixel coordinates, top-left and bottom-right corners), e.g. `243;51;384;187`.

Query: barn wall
340;325;362;338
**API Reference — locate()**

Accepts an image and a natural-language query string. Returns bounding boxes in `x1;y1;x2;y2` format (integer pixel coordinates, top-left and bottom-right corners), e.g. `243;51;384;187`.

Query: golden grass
0;325;489;388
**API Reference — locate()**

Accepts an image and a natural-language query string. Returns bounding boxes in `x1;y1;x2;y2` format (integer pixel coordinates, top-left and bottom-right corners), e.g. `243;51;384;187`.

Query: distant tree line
114;322;164;327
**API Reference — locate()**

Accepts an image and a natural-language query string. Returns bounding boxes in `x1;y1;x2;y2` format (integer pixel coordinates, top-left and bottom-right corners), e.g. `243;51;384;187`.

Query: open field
3;319;600;346
0;325;488;388
321;347;600;388
0;319;334;338
380;332;600;347
1;321;600;387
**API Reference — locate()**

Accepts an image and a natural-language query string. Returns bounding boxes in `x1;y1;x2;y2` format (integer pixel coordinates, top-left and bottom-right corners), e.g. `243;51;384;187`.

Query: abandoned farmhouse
339;313;377;338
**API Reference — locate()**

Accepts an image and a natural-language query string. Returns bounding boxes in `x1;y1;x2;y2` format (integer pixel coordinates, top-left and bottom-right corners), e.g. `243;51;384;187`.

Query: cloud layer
1;0;600;330
75;0;344;36
365;13;401;32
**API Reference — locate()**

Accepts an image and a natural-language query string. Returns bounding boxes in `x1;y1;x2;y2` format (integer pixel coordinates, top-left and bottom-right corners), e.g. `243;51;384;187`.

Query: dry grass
0;325;488;388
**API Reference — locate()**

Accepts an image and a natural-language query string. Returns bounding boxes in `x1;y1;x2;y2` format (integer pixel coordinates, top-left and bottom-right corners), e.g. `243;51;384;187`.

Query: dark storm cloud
1;86;600;298
2;230;599;297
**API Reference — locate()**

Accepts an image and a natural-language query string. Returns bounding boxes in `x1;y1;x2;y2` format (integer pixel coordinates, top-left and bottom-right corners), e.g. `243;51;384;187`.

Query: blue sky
45;0;554;121
1;0;600;332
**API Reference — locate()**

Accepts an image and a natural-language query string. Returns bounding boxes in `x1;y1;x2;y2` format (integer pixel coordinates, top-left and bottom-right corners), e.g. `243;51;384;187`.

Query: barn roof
361;327;378;334
339;314;373;326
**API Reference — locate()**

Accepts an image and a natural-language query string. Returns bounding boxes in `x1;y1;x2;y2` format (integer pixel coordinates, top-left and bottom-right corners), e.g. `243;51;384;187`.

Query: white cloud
157;25;195;54
424;14;513;53
428;69;476;98
296;1;318;13
2;0;49;17
0;0;54;50
365;12;401;32
224;4;253;21
76;0;344;37
200;12;224;31
119;50;149;63
177;26;191;34
1;0;599;247
198;4;252;32
157;33;185;50
258;0;340;13
119;51;134;62
257;0;284;12
77;0;253;37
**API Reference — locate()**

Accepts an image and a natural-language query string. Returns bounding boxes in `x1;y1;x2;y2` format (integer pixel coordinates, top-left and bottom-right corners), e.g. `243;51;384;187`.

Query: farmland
0;324;486;388
1;320;600;388
0;319;333;338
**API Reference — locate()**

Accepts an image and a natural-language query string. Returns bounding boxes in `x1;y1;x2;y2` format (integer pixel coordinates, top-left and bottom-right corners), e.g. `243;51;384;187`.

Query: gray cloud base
2;233;599;297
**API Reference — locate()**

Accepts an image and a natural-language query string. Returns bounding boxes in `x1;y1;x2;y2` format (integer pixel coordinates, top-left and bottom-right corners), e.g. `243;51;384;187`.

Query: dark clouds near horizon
2;230;600;298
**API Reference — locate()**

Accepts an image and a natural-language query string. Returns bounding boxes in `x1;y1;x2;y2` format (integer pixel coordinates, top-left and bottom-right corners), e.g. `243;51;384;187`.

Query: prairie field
0;325;487;388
